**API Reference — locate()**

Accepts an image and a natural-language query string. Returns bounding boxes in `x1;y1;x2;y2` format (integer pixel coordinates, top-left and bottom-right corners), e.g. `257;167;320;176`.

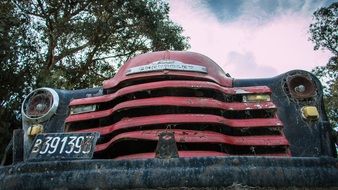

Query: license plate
28;132;99;161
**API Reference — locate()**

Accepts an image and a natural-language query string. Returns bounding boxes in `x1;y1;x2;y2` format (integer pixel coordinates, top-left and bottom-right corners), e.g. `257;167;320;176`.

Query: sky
168;0;335;78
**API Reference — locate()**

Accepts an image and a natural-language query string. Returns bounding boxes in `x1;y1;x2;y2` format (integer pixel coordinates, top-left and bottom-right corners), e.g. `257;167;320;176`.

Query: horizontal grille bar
73;114;282;136
70;80;271;106
95;129;289;152
66;96;276;123
65;79;289;158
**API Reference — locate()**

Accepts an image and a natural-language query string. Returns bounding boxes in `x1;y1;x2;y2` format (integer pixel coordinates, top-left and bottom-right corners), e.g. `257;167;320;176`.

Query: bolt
162;135;172;140
294;85;305;93
36;103;46;111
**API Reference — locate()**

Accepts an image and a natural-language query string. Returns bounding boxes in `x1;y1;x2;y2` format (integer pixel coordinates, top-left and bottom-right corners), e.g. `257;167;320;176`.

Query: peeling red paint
102;51;233;89
74;114;283;136
95;129;289;152
69;80;271;106
66;96;275;122
64;51;291;159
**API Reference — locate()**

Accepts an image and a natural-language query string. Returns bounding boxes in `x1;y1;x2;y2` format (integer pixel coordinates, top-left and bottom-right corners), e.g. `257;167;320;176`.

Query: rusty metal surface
155;131;179;159
115;151;228;160
286;74;316;99
69;80;271;106
12;129;24;164
63;51;289;159
74;114;283;135
63;64;288;159
4;51;336;189
233;70;337;157
102;51;233;89
1;156;337;189
66;96;276;123
21;87;102;160
115;152;290;160
95;129;289;152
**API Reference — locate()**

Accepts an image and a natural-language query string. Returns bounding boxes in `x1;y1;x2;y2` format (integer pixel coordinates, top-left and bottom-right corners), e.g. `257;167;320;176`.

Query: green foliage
0;0;38;158
312;58;337;127
13;0;189;89
309;2;337;127
0;0;189;158
309;3;337;54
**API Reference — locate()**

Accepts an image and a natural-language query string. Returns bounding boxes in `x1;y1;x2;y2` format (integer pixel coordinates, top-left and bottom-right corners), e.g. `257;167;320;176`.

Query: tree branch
36;0;47;17
89;66;111;80
93;52;133;61
13;1;44;18
320;34;338;55
54;42;90;63
70;2;91;17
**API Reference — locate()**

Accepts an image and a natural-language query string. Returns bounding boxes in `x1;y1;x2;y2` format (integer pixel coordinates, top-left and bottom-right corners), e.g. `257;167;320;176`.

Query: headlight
242;94;271;102
22;88;59;123
70;105;96;115
287;75;316;99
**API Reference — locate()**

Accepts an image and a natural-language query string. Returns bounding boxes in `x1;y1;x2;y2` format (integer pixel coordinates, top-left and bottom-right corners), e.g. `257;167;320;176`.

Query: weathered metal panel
12;129;24;164
66;97;276;122
75;114;283;135
102;51;233;88
70;80;271;106
115;152;290;160
115;151;228;160
3;51;336;189
95;129;289;152
21;88;102;160
233;70;337;157
0;157;337;189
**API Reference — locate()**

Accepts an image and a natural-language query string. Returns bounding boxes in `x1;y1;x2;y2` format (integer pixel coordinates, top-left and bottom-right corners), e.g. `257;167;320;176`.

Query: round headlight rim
286;75;316;99
22;87;59;123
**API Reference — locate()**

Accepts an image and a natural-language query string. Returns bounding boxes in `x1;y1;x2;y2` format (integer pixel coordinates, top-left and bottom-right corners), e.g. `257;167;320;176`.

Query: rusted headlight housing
70;105;96;115
242;94;271;102
287;75;316;99
22;88;59;123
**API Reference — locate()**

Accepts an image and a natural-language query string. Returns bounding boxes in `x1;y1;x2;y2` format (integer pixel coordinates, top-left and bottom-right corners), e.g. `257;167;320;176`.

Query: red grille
66;79;290;159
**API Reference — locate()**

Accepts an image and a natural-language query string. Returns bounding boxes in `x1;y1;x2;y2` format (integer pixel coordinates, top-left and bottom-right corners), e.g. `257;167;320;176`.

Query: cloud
226;51;278;78
169;0;333;78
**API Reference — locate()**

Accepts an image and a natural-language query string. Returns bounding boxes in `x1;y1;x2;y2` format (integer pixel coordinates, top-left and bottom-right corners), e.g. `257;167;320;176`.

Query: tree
0;0;189;158
13;0;189;89
309;2;337;127
0;0;40;158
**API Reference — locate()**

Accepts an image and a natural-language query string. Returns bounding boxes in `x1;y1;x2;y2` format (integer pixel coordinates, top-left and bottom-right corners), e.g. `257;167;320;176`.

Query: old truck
0;51;337;189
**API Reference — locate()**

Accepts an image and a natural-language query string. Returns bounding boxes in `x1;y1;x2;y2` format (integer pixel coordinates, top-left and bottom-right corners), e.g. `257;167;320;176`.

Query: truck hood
103;51;233;89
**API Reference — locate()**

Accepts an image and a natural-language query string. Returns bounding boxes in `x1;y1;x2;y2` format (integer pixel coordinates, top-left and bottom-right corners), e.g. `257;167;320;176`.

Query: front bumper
1;156;337;189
